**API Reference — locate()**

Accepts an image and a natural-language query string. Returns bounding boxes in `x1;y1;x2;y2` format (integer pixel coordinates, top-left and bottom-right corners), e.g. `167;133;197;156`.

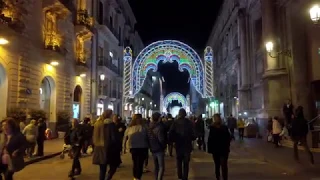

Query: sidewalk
25;138;64;165
240;138;320;177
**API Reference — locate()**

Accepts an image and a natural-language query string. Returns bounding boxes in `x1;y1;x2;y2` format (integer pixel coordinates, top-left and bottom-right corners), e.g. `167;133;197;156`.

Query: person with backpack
168;108;196;180
148;112;166;180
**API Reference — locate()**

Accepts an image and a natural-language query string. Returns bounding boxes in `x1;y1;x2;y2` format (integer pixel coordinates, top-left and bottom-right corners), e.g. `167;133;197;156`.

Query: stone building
95;0;143;116
0;0;94;129
0;0;142;129
207;0;320;132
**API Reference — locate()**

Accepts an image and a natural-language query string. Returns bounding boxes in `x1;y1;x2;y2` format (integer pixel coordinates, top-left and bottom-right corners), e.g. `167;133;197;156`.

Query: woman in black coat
207;114;231;180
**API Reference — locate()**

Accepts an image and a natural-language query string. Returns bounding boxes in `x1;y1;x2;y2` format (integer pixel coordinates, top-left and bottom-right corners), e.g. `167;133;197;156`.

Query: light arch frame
130;40;205;98
163;92;188;109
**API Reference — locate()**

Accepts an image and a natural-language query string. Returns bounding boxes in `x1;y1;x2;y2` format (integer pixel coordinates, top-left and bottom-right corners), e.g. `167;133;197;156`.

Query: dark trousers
293;137;314;164
238;128;244;140
99;164;117;180
37;139;44;156
176;152;191;180
71;146;82;174
273;134;280;147
82;140;89;154
130;148;148;179
145;152;149;167
167;143;173;156
0;164;14;180
213;154;229;180
229;128;235;139
197;135;206;151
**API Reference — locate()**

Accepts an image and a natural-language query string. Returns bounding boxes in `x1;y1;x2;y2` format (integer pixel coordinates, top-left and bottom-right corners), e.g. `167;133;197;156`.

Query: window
109;16;113;30
118;27;122;42
98;1;103;24
254;18;262;50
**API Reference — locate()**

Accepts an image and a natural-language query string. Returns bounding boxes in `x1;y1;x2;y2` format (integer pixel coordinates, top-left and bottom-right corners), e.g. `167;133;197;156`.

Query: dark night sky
129;0;223;96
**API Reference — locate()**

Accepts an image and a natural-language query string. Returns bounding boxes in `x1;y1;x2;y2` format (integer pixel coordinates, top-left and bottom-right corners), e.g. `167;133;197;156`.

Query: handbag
267;134;273;142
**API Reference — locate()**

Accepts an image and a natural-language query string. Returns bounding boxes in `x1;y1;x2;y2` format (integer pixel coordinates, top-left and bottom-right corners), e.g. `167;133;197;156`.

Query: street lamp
50;61;59;66
0;38;9;45
79;73;86;77
265;41;291;58
150;102;152;105
142;97;144;101
100;74;105;81
310;4;320;24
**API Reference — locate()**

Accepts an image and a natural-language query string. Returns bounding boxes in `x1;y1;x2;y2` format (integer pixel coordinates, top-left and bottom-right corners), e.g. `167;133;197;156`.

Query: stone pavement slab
14;143;314;180
25;138;64;165
241;138;320;177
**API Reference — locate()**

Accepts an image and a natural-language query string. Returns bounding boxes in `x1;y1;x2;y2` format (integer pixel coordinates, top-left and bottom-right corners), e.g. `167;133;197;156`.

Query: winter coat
147;122;166;153
272;119;282;134
207;124;231;156
23;124;38;143
168;118;196;154
227;117;237;129
92;119;121;166
123;125;149;150
291;117;309;140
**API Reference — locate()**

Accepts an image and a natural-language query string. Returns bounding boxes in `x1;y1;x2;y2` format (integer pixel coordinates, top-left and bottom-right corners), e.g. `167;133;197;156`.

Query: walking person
93;110;121;180
36;118;46;157
2;117;27;180
148;112;166;180
123;114;149;180
227;114;237;140
207;114;231;180
165;114;174;157
283;99;294;135
66;119;84;178
291;106;314;164
112;114;126;167
237;118;245;140
81;117;92;154
168;108;196;180
22;119;38;158
195;115;206;151
272;117;282;148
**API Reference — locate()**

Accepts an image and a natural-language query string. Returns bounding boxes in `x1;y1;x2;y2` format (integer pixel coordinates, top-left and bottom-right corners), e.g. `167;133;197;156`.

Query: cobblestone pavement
14;143;319;180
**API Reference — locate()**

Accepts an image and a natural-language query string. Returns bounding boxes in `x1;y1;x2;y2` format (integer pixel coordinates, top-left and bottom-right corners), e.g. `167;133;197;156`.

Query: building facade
0;0;95;129
207;0;320;133
0;0;142;129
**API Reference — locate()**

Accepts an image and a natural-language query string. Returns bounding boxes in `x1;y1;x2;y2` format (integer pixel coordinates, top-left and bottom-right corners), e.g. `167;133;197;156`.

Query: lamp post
99;74;105;95
310;4;320;24
265;41;292;100
265;41;292;58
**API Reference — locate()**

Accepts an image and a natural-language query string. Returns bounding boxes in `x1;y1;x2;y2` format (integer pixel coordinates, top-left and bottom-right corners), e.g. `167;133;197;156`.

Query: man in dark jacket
36;118;47;156
195;115;206;151
66;119;84;177
165;114;174;156
81;117;93;154
227;114;237;140
169;108;196;180
148;112;166;180
291;106;314;164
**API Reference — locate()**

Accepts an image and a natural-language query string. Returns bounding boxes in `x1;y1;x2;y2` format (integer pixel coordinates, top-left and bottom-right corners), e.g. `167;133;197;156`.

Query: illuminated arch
131;40;205;97
163;92;187;109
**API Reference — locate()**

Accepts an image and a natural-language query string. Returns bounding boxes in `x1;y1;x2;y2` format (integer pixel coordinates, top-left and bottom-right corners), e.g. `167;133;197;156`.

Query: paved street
14;142;319;180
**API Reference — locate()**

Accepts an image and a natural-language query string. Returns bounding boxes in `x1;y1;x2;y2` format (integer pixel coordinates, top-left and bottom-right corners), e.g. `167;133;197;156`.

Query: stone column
257;0;290;135
237;8;249;112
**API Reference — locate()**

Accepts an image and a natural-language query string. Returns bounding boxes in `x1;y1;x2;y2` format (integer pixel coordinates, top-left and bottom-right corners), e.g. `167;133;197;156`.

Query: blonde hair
30;119;37;125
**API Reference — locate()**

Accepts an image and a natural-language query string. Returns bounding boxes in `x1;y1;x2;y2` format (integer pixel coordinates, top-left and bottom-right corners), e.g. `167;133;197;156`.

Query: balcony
75;61;88;75
98;56;121;75
0;0;26;35
75;9;94;37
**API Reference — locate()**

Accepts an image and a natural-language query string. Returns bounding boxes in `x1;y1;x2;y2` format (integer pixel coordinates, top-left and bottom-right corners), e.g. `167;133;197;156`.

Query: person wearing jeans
207;114;231;180
92;110;121;180
123;114;149;180
148;112;166;180
168;109;196;180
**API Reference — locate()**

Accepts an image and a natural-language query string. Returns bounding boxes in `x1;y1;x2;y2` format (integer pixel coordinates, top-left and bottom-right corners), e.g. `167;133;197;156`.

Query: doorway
73;85;82;119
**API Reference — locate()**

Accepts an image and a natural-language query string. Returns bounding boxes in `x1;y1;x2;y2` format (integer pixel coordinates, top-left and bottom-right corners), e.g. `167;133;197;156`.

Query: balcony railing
98;56;120;75
44;32;61;52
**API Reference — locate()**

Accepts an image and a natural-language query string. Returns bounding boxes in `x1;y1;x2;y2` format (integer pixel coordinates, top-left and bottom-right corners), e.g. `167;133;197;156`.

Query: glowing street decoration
163;92;188;110
130;40;206;98
204;46;214;97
